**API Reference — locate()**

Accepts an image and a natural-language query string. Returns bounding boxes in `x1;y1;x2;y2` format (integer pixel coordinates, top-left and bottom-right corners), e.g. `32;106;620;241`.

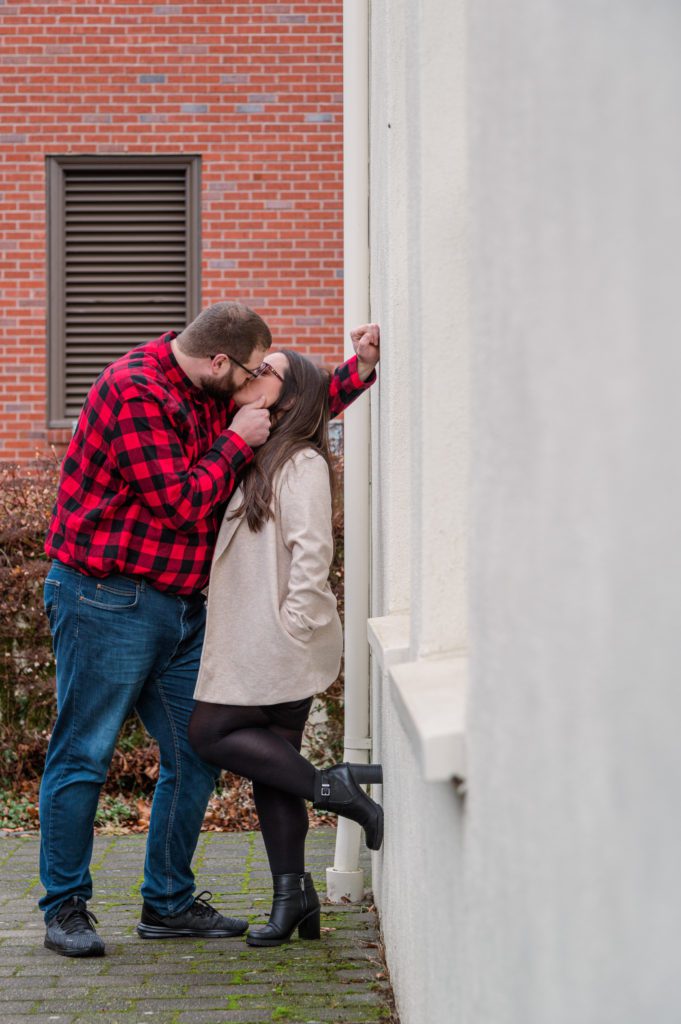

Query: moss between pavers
17;1017;78;1024
31;998;138;1015
240;832;256;895
137;953;389;1022
90;836;118;873
180;991;383;1013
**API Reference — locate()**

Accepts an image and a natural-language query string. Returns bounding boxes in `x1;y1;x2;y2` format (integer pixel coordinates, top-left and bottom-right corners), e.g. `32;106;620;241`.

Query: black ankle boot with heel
246;872;320;947
312;762;384;850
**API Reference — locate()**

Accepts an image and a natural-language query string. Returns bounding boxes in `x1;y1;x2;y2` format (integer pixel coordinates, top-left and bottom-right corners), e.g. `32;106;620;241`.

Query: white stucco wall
466;2;681;1021
369;1;681;1022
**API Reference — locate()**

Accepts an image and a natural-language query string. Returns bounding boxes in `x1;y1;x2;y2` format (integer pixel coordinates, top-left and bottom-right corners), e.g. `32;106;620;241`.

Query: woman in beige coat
188;350;383;948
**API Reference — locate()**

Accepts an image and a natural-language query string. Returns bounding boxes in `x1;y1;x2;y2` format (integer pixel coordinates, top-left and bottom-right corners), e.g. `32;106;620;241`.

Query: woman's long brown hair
229;349;336;532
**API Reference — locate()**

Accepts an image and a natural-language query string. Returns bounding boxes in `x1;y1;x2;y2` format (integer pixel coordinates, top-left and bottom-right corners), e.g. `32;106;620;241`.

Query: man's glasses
208;354;284;384
227;354;259;379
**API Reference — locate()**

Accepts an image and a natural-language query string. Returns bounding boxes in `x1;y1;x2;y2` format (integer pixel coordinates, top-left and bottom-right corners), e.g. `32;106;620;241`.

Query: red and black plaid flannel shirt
45;331;375;594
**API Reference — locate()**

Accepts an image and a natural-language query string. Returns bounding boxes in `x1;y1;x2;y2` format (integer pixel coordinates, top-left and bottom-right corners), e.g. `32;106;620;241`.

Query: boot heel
349;763;383;785
298;908;321;940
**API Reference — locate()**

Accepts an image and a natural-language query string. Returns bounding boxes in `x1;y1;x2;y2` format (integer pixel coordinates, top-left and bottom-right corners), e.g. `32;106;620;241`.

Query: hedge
0;457;345;831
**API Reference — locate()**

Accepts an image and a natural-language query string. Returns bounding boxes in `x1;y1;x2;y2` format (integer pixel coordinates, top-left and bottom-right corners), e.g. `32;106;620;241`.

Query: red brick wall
0;1;344;460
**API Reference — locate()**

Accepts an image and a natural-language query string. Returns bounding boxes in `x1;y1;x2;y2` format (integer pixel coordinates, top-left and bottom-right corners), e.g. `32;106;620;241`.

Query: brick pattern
0;2;344;460
0;829;392;1022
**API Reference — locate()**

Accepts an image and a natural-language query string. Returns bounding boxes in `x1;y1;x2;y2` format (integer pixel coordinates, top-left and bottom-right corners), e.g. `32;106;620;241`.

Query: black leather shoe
246;873;320;947
44;896;105;958
136;890;248;939
313;762;384;850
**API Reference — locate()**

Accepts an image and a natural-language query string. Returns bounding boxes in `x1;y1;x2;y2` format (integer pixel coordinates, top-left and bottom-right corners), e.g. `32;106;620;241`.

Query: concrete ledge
389;655;468;781
367;613;411;671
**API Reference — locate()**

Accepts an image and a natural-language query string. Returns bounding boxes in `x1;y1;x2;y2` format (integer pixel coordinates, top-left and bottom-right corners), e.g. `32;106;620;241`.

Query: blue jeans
39;561;220;923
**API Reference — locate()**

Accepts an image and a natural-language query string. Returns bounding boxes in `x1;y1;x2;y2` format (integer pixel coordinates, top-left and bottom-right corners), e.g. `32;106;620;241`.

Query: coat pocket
279;604;314;644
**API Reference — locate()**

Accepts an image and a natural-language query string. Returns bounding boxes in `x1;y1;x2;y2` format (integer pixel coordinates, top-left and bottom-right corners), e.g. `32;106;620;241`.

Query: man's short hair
178;302;272;361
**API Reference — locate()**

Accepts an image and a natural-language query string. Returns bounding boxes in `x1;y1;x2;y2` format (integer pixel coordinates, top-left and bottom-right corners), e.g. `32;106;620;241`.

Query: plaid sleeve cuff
345;353;377;390
328;354;377;418
214;430;254;471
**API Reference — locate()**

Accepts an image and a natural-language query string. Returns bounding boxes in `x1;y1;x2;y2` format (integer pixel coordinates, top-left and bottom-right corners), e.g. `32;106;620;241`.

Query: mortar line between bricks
0;837;28;869
240;831;255;894
90;834;118;873
191;830;210;875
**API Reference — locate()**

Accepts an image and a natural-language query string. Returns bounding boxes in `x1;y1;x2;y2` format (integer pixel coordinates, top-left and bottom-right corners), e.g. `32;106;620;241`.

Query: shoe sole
44;937;105;958
136;923;247;940
246;934;290;947
246;932;321;947
246;908;321;947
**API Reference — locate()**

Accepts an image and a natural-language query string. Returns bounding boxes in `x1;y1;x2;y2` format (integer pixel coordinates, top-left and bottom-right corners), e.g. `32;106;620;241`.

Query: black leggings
188;698;317;876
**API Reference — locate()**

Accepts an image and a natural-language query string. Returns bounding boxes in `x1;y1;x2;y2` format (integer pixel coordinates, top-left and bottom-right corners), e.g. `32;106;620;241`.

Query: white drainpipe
325;0;371;904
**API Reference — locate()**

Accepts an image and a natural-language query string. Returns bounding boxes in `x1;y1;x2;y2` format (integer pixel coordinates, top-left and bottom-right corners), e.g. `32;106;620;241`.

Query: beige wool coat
194;448;343;706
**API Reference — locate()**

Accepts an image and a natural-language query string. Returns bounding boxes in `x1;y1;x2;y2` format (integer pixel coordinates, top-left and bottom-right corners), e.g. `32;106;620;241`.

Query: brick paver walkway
0;828;392;1024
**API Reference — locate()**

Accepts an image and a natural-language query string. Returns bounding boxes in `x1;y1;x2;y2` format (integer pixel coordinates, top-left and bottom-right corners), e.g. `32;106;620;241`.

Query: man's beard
198;364;238;400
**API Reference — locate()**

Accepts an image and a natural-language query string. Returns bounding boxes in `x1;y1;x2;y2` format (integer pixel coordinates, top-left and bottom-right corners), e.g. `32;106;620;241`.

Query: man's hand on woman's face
350;323;380;379
230;395;271;448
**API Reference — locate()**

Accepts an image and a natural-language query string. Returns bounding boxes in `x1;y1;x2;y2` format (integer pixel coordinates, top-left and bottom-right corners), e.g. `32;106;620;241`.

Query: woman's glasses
208;354;284;384
253;362;285;384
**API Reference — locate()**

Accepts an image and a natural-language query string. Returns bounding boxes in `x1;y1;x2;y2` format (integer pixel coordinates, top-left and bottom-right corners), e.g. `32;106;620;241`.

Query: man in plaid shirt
40;302;379;957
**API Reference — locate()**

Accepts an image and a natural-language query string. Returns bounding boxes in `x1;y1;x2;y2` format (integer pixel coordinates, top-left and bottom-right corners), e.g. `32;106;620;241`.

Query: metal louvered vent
48;156;201;427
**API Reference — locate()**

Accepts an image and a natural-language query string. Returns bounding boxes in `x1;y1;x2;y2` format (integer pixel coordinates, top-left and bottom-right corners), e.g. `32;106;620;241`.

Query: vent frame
46;154;201;428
